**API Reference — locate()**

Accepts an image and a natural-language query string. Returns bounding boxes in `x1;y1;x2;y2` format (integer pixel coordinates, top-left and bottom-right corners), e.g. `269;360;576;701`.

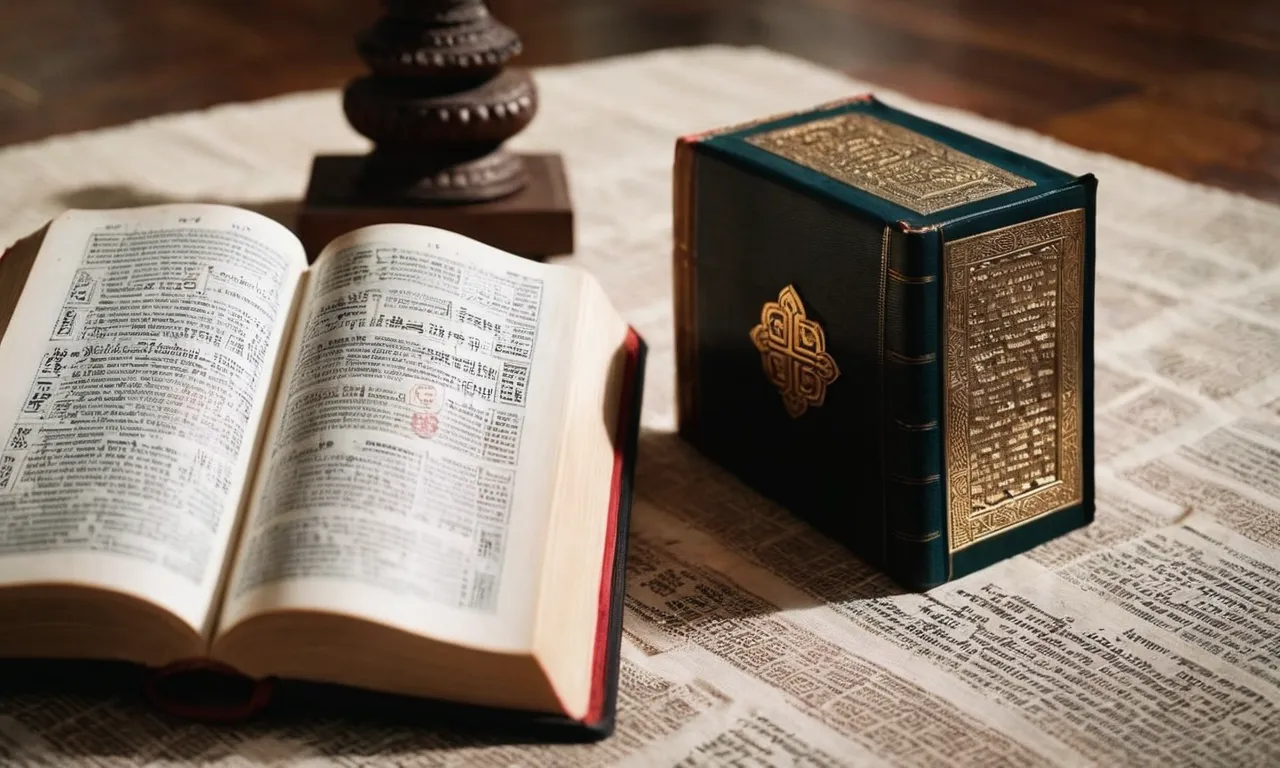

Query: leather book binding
673;95;1096;589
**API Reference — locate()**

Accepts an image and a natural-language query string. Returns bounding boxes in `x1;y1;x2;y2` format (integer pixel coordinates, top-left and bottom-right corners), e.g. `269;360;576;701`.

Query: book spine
883;225;947;589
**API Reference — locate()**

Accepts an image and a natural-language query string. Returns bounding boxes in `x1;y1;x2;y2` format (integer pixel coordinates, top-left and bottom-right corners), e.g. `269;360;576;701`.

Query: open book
0;205;645;735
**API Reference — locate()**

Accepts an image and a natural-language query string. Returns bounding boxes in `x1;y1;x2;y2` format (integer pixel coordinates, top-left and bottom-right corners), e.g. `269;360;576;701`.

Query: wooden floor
2;0;1278;201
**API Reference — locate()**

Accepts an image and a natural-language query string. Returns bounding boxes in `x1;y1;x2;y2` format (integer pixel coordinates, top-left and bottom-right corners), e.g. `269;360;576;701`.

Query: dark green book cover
673;95;1096;590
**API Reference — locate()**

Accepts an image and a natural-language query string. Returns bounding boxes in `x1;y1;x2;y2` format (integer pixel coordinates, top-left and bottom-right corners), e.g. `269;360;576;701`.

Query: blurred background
2;0;1277;200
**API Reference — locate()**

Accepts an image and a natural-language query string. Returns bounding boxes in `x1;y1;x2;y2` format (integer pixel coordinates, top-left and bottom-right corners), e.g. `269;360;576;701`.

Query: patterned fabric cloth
1;46;1278;767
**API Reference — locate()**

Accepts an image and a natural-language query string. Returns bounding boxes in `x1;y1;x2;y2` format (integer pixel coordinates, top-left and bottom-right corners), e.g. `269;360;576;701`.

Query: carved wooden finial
298;0;574;259
343;0;536;202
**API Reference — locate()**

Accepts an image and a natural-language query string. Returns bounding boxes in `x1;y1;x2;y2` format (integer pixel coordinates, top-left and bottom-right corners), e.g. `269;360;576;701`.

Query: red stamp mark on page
408;383;444;412
411;412;439;439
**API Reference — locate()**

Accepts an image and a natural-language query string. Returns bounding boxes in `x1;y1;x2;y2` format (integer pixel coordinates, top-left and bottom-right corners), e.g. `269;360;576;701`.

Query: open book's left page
0;205;307;642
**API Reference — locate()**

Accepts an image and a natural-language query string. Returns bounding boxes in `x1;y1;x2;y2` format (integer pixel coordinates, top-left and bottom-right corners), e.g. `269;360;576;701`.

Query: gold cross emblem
749;285;840;418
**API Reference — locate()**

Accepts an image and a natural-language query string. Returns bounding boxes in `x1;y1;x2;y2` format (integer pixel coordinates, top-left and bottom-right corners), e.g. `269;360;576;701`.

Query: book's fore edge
673;136;700;443
582;328;646;736
884;223;947;590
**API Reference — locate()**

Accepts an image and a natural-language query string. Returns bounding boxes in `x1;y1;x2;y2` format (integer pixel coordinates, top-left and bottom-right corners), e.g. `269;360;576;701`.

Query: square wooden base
296;153;574;261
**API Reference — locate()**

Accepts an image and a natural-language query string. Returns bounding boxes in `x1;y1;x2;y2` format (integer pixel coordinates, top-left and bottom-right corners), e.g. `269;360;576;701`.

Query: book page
0;206;306;632
219;225;580;652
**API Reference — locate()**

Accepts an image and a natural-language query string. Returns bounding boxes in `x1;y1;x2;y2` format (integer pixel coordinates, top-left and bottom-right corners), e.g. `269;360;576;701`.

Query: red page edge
582;326;642;725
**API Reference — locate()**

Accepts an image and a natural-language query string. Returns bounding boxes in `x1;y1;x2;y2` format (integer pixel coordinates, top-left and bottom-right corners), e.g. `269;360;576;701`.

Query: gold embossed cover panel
746;113;1034;215
943;210;1086;552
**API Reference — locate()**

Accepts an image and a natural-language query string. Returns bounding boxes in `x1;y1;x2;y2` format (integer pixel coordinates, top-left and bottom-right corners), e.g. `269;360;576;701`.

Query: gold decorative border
943;209;1085;552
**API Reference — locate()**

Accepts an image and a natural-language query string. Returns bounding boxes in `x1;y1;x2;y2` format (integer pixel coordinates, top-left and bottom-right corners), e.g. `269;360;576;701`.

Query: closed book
673;95;1096;590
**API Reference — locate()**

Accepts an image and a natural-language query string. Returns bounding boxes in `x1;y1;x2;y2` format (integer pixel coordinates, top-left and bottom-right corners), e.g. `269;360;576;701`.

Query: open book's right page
218;225;581;651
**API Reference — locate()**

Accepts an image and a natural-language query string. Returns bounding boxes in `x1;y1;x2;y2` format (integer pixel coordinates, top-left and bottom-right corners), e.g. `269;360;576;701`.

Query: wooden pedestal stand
297;0;573;261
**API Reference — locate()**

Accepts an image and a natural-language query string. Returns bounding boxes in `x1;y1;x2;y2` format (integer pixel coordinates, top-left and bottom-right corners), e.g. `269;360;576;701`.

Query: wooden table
2;0;1277;201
